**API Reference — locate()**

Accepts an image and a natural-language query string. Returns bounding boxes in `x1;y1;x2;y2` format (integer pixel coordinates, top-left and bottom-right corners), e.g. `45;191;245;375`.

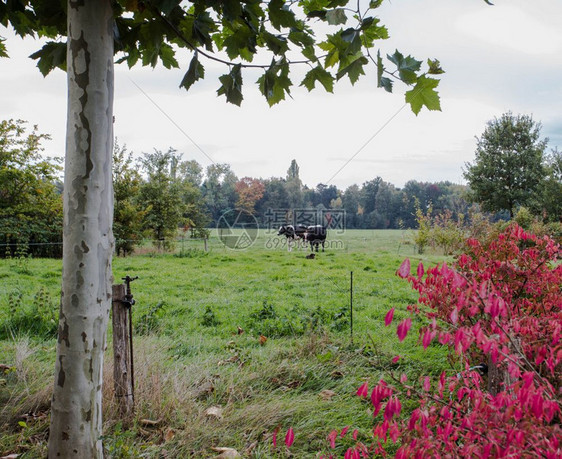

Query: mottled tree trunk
48;1;114;457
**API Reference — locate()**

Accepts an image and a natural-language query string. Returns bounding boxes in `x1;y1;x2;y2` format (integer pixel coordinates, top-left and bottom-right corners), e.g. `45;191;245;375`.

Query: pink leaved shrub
334;225;562;457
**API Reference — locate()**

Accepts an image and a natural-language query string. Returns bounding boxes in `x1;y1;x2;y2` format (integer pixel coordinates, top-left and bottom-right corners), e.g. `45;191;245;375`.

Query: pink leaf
396;318;412;342
285;427;294;448
272;427;279;448
392;355;401;363
417;262;424;279
450;308;458;324
352;429;358;440
340;426;349;438
423;376;431;391
398;259;411;278
384;308;395;326
356;381;369;398
328;429;338;449
422;328;434;350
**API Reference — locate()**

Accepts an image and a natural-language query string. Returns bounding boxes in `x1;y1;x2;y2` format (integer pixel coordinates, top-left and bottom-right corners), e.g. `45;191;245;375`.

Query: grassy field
0;229;453;457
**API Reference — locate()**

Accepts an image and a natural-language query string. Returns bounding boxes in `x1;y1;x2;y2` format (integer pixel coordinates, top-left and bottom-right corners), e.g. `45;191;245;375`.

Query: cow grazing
303;225;327;252
277;224;307;251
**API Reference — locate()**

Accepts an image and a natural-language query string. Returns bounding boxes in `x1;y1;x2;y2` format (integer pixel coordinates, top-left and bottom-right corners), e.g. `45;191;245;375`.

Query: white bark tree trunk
48;1;114;457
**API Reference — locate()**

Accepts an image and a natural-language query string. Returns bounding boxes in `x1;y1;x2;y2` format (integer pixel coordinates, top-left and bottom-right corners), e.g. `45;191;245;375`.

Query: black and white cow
277;224;307;251
303;225;327;252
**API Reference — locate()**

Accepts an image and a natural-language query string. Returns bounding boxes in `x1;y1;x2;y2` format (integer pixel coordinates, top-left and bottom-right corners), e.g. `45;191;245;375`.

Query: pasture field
0;230;452;457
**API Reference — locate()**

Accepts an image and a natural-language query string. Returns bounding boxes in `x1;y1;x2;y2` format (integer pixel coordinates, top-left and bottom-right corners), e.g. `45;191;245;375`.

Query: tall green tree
0;119;63;258
285;159;303;209
534;148;562;222
138;148;186;250
464;112;548;218
202;163;238;222
176;159;210;238
112;141;146;256
0;0;447;454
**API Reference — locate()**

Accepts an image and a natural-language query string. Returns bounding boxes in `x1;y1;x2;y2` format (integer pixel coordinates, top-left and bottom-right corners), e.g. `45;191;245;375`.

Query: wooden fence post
112;283;134;419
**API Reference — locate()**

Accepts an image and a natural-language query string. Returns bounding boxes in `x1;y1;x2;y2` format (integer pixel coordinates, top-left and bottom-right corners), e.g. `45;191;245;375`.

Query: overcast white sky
1;0;561;189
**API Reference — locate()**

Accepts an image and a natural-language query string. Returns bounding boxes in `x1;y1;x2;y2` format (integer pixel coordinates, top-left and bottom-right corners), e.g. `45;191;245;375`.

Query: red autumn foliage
337;225;562;457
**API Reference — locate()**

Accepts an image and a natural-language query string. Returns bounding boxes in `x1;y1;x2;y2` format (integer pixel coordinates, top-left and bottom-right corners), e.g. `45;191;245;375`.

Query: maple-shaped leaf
326;8;347;25
261;31;289;56
217;64;243;106
300;65;334;92
180;54;205;92
288;29;315;48
269;0;297;30
192;12;215;51
360;17;389;47
257;59;292;106
336;53;368;84
376;50;393;92
427;58;444;75
224;24;257;60
405;76;441;115
387;49;422;84
159;43;179;69
29;41;66;76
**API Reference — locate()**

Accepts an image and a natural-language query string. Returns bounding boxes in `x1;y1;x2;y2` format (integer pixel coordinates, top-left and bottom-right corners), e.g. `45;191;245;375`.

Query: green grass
0;229;453;457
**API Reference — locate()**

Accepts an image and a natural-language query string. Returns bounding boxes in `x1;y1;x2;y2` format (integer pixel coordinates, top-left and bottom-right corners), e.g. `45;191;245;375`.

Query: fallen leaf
205;406;223;419
319;389;337;400
1;455;20;459
164;428;175;442
211;447;240;458
330;370;344;379
237;326;244;335
0;364;12;373
259;335;267;346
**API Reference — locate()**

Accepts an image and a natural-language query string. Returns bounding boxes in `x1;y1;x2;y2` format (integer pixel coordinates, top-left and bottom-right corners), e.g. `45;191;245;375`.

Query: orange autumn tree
235;177;265;214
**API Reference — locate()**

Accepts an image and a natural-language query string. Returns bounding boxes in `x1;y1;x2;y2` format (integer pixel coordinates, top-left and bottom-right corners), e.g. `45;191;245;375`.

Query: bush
325;224;561;457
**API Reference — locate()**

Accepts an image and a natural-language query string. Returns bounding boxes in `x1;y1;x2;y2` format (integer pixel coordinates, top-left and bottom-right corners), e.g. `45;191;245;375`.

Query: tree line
1;113;560;259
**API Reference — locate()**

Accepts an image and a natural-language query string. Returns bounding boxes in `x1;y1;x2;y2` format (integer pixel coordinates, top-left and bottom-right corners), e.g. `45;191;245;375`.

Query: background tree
373;180;400;228
464;112;547;218
255;177;290;221
235;176;266;214
202;163;238;223
342;184;364;228
112;141;146;256
138;149;187;250
533;148;562;222
0;0;444;454
176;159;210;238
177;159;204;187
0;119;63;258
285;159;303;209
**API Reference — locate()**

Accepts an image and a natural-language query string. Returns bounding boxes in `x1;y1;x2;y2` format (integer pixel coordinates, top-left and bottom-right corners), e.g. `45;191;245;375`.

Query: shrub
326;224;561;457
